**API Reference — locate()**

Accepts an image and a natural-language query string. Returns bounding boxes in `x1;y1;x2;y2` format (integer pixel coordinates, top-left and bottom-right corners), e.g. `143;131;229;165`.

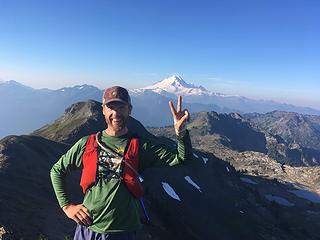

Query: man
50;86;193;239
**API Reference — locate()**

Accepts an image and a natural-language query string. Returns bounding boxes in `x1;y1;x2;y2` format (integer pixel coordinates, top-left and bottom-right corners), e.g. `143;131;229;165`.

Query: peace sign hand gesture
169;96;190;136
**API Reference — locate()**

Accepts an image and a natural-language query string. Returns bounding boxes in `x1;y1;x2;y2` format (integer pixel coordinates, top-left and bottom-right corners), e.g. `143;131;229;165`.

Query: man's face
103;101;132;133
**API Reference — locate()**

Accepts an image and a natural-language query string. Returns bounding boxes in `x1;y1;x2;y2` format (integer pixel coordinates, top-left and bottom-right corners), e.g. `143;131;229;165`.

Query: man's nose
111;108;121;114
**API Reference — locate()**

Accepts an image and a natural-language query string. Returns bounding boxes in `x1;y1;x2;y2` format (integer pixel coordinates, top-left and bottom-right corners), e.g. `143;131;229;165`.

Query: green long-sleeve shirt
50;130;193;234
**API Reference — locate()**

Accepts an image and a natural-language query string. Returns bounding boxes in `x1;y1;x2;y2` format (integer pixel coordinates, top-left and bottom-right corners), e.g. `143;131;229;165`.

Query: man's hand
169;96;190;135
63;204;92;226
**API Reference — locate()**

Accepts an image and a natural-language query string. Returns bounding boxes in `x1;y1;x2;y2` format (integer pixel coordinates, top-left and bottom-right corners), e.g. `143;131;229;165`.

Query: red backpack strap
80;134;98;194
123;137;144;198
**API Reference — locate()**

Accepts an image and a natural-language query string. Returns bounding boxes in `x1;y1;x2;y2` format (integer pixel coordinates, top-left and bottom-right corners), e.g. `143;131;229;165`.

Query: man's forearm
50;166;71;208
176;130;193;164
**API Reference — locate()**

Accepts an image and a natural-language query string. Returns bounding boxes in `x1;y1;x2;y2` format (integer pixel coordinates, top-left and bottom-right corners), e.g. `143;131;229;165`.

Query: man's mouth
112;118;123;124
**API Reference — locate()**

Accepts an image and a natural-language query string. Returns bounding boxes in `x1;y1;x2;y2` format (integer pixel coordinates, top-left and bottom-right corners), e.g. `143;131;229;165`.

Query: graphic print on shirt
115;147;125;155
97;149;123;181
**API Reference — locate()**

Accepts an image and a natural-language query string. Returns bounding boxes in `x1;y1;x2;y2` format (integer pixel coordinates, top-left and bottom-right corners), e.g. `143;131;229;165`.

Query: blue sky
0;0;319;109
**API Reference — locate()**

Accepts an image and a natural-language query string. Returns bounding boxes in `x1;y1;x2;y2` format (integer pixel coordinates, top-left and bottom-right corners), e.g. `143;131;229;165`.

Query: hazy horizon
1;76;320;111
0;0;319;109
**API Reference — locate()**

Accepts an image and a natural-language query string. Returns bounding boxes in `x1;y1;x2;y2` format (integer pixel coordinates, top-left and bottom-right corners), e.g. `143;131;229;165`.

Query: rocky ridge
245;111;320;151
1;101;320;239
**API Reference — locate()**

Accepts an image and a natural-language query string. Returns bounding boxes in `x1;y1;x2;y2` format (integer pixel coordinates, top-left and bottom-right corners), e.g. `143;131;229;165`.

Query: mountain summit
0;80;34;90
142;75;214;96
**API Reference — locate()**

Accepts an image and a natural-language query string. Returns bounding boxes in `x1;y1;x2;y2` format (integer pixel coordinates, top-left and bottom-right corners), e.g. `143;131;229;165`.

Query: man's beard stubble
107;116;128;132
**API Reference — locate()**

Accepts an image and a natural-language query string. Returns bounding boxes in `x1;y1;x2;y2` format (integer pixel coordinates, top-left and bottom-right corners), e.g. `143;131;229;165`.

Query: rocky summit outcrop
32;100;156;145
32;99;105;144
1;100;320;239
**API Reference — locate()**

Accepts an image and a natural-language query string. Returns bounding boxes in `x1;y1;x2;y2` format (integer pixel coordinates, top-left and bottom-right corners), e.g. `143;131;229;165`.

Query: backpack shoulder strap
124;137;139;161
123;136;143;198
80;133;98;193
86;134;98;151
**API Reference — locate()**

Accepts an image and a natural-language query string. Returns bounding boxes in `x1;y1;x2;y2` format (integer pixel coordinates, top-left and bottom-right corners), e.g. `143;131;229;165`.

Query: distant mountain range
1;76;319;138
244;111;320;151
132;75;320;114
149;110;320;167
2;100;320;239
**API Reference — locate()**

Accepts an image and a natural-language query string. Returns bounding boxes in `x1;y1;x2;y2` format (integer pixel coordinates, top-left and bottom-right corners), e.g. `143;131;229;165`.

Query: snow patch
184;176;202;193
312;157;317;164
306;210;320;215
226;166;230;172
265;194;295;207
288;189;320;203
193;153;199;158
240;177;258;185
161;182;181;201
202;156;208;164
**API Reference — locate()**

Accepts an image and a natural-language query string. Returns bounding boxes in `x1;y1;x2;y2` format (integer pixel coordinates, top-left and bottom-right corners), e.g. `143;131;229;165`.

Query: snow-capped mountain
143;75;208;96
132;75;320;117
0;80;34;91
136;75;225;98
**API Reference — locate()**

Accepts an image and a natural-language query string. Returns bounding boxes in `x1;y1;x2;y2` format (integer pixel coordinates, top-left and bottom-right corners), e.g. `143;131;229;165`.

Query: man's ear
128;104;132;115
102;105;106;116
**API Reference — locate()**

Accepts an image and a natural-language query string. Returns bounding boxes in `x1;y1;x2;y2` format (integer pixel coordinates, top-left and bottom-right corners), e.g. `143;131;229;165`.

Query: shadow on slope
0;135;82;239
141;148;320;240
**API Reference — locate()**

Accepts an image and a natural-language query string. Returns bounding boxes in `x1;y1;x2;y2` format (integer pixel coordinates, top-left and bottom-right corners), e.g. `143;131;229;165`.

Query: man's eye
106;106;126;111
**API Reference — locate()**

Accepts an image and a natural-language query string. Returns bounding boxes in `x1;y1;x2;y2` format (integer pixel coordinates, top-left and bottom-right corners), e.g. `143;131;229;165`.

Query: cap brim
104;98;129;105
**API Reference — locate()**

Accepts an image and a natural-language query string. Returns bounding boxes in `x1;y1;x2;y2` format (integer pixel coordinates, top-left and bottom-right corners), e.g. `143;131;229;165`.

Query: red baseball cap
102;86;131;105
